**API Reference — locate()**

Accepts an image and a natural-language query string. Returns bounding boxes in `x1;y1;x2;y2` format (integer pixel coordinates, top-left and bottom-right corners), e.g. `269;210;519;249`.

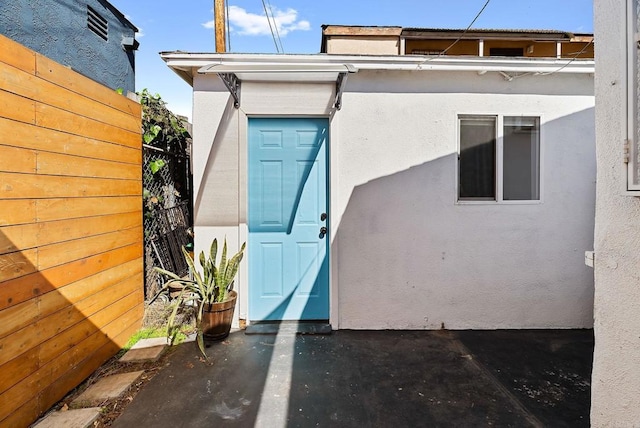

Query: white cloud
203;5;310;37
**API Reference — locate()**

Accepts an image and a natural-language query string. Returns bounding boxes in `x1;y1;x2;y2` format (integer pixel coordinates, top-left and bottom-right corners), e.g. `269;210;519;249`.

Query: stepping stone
33;407;101;428
71;371;144;408
119;337;168;363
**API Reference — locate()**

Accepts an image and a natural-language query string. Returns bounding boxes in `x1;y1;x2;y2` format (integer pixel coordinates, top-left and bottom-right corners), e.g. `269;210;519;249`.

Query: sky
108;0;594;121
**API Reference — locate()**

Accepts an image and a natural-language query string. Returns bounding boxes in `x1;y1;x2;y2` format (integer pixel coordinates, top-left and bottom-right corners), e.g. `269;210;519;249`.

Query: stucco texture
591;0;640;425
0;0;135;93
334;71;595;330
190;67;595;332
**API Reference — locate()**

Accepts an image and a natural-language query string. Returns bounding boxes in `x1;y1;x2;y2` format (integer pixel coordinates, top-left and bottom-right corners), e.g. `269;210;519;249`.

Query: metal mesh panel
143;146;192;298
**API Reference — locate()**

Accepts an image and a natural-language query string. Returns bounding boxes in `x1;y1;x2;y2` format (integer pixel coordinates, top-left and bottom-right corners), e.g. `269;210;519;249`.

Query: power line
266;0;284;53
536;39;594;76
416;0;491;67
440;0;491;56
261;0;281;53
503;39;595;81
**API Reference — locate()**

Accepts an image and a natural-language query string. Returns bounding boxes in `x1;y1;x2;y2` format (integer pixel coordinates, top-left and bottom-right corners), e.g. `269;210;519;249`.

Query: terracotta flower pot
200;290;237;341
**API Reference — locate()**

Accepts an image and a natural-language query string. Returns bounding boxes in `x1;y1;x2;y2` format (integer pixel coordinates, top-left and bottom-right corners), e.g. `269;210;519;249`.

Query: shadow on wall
194;96;237;226
333;107;596;329
0;231;142;426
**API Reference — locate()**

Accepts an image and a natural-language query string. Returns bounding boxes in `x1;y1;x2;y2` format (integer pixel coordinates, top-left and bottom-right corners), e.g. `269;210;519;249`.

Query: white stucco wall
190;66;595;330
591;0;640;425
336;70;594;329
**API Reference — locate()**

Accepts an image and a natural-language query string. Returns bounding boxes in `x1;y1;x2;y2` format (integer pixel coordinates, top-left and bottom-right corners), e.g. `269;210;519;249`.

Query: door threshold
245;321;332;335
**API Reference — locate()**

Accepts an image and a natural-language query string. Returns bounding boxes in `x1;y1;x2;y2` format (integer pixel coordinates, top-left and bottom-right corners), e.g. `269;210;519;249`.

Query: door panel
248;118;329;321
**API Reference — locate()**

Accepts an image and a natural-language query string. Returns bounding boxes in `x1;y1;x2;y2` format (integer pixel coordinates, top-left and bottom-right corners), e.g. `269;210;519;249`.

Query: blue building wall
0;0;138;93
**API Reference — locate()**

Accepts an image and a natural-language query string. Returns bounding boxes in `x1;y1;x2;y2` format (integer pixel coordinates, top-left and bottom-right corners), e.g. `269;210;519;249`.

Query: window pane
459;117;496;199
503;116;540;200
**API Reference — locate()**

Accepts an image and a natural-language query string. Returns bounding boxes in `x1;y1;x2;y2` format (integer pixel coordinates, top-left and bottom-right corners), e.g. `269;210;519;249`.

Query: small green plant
123;326;188;351
151;238;246;357
139;89;190;153
149;159;166;174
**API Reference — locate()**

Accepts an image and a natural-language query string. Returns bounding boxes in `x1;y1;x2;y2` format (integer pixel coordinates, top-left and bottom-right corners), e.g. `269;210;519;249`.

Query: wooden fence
0;35;144;426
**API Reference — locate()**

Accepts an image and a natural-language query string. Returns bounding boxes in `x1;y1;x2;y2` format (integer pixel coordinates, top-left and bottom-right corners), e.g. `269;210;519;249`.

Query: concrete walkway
112;329;593;427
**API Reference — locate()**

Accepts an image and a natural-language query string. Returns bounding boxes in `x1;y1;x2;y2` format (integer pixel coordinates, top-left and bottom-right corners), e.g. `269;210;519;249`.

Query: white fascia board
161;52;594;86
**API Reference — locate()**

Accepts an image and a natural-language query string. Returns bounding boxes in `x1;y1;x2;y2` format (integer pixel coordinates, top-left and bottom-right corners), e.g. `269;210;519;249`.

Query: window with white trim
626;0;640;192
458;115;540;202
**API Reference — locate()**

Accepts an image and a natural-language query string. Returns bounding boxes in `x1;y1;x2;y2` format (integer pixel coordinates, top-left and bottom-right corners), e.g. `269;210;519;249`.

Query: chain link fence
143;144;192;298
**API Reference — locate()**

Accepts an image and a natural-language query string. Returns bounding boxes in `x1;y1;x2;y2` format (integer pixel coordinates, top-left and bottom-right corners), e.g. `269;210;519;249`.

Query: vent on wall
87;5;108;41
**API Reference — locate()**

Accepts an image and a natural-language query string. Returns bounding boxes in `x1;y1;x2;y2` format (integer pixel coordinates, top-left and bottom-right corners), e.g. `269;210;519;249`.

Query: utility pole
214;0;226;52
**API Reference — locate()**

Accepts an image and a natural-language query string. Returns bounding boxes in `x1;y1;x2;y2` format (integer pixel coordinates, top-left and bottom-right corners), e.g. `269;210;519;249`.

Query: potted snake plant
152;238;246;357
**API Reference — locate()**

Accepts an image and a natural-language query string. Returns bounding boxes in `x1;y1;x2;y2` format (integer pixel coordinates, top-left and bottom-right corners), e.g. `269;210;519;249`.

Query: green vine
140;89;190;152
140;89;191;213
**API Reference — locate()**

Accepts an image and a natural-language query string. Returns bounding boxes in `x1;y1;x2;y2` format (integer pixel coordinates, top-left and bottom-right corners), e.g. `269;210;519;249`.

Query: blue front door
248;118;330;321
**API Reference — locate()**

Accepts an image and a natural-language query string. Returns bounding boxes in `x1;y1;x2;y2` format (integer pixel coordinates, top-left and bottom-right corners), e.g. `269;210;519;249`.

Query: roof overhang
195;63;357;110
161;53;594;105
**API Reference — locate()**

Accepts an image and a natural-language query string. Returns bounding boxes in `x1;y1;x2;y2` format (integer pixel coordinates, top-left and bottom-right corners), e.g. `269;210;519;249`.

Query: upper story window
458;115;540;202
87;5;108;41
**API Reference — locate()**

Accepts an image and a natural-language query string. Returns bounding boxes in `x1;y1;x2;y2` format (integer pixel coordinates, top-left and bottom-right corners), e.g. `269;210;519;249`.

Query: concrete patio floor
112;329;593;427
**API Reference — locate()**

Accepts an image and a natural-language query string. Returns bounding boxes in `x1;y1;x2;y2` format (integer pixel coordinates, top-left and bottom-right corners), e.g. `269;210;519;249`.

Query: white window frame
456;114;543;204
626;0;640;192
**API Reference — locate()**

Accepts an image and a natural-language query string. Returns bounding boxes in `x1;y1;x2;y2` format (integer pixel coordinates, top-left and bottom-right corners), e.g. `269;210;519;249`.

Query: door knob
319;226;327;239
320;213;327;221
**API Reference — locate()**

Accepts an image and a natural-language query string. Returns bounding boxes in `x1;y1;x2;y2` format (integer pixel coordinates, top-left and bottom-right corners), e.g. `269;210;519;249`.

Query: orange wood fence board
0;318;41;368
4;210;147;255
0;243;142;311
37;151;141;180
0;345;39;395
0;397;39;428
0;88;35;124
0;370;38;422
34;310;142;423
0;199;37;226
0;294;143;423
0;145;37;174
0;34;144;428
0;278;143;369
0;248;38;282
0;298;39;341
36;196;142;223
0;222;39;256
37;212;142;248
36;103;140;148
0;34;35;73
72;274;143;320
37;227;142;271
0;259;142;340
0;172;141;199
38;261;143;325
0;61;140;134
0;117;142;164
0;289;142;398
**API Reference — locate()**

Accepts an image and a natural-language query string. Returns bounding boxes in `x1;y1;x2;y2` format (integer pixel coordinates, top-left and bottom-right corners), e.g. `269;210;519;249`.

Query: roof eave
161;52;594;87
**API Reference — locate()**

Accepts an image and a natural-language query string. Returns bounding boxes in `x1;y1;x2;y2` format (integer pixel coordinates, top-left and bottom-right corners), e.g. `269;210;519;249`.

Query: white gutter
160;52;594;86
